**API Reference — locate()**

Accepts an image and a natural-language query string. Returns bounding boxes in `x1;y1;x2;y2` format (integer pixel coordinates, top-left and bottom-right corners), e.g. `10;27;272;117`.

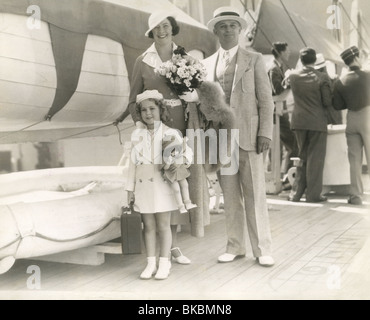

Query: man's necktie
223;50;230;72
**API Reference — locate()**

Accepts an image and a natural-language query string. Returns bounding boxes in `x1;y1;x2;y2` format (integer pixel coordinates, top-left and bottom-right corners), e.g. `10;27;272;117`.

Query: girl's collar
142;43;178;68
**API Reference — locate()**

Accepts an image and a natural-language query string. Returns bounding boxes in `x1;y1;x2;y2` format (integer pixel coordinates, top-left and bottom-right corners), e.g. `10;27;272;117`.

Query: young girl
125;90;193;280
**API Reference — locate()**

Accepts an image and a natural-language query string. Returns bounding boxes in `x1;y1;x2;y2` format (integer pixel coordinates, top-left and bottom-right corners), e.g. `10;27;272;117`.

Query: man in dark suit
333;46;370;205
268;42;298;176
202;7;275;267
287;47;332;203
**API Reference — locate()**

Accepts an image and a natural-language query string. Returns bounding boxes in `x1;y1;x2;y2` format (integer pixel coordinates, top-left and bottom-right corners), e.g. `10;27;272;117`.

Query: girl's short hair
148;16;180;39
135;98;170;123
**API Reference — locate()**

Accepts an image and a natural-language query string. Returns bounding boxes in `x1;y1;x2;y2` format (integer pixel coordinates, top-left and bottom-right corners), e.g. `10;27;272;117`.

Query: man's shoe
218;253;240;263
288;196;300;202
257;256;275;267
307;196;327;203
348;196;363;205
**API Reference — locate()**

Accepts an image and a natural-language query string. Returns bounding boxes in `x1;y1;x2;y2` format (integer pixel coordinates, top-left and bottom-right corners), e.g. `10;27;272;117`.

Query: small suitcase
120;203;142;254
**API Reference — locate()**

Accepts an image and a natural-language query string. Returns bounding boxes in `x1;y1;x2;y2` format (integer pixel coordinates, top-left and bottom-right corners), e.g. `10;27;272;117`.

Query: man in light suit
202;7;275;266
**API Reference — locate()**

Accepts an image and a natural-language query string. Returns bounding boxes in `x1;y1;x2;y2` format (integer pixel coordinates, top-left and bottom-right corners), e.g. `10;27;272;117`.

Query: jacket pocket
241;70;254;93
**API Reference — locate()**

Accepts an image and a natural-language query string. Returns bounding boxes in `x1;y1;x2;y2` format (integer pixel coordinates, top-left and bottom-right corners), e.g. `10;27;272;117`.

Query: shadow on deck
1;183;369;300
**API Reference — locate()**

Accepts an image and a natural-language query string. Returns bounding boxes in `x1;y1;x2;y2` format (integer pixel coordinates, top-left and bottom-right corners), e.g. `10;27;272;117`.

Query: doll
162;135;197;214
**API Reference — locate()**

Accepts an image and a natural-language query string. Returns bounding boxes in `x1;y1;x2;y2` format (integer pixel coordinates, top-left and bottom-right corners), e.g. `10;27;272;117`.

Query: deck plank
1;187;369;299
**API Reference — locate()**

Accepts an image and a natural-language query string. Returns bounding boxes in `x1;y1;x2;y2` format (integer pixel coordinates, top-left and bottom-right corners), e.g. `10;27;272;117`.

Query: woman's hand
167;163;181;173
179;90;199;103
127;191;135;205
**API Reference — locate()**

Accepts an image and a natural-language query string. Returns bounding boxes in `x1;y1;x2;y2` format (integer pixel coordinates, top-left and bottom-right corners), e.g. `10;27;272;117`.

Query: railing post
265;94;290;195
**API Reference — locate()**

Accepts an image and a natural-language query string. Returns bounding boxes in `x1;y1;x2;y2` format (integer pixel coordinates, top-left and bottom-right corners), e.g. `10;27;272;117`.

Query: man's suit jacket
288;66;331;132
202;47;274;151
268;59;286;96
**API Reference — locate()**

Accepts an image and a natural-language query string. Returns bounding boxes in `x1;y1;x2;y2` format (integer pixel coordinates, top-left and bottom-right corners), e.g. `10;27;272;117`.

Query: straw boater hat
136;90;163;104
314;53;326;70
340;45;360;62
145;10;177;37
207;6;247;31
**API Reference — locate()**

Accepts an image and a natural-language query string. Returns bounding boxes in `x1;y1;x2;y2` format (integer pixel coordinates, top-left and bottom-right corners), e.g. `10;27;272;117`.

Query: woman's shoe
140;257;157;280
155;257;171;280
171;247;191;265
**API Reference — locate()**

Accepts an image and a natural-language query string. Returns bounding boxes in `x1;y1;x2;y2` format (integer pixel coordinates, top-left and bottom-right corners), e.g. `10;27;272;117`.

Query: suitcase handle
122;201;135;215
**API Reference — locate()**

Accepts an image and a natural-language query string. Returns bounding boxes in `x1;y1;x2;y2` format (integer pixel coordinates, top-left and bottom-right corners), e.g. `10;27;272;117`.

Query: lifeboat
0;166;127;274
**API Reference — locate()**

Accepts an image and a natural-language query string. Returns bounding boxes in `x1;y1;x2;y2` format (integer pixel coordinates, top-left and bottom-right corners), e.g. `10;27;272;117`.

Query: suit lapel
232;48;252;92
205;52;219;82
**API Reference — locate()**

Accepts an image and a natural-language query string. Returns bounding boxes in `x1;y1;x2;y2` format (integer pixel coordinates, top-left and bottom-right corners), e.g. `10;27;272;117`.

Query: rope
0;119;45;141
0;217;120;249
245;9;292;70
60;122;135;141
361;20;370;40
59;123;114;140
34;217;121;243
116;124;123;145
245;9;274;49
339;2;370;51
0;237;21;251
279;0;307;47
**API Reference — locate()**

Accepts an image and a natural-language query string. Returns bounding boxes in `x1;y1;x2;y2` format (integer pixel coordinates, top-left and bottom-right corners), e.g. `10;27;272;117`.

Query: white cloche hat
145;10;177;37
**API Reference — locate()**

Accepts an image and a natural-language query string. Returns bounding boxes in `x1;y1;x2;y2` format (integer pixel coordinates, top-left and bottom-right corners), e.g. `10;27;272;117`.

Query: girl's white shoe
140;257;157;280
155;257;171;280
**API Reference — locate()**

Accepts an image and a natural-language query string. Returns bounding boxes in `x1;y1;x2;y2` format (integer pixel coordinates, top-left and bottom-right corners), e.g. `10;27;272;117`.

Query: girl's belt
163;99;182;108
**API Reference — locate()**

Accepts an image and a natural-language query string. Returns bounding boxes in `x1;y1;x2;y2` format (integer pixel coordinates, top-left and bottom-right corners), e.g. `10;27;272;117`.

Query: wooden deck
1;176;370;300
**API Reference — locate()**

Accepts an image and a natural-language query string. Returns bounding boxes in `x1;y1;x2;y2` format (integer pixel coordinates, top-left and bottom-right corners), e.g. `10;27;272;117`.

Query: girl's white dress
125;123;192;214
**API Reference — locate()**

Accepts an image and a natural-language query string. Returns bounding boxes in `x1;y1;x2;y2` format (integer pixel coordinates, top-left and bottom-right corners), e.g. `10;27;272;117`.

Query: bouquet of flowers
155;46;207;96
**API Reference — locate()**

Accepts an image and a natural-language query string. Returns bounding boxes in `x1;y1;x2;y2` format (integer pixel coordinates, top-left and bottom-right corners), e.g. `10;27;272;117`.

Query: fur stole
195;81;236;173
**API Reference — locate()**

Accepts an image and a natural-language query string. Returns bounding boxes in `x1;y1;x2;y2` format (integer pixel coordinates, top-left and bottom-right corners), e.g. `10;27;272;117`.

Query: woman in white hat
116;10;210;265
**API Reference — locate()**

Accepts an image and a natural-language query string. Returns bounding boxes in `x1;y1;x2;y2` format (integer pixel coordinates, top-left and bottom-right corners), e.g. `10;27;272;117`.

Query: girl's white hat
145;10;177;37
136;90;164;104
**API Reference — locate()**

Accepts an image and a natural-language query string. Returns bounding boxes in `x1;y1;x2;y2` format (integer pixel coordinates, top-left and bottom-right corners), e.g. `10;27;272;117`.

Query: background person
268;42;298;177
314;53;343;125
287;47;332;203
333;46;370;205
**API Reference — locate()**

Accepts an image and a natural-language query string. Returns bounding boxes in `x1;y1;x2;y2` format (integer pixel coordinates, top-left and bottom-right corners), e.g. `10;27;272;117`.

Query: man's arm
269;67;285;96
332;80;347;110
320;74;334;109
254;53;275;141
